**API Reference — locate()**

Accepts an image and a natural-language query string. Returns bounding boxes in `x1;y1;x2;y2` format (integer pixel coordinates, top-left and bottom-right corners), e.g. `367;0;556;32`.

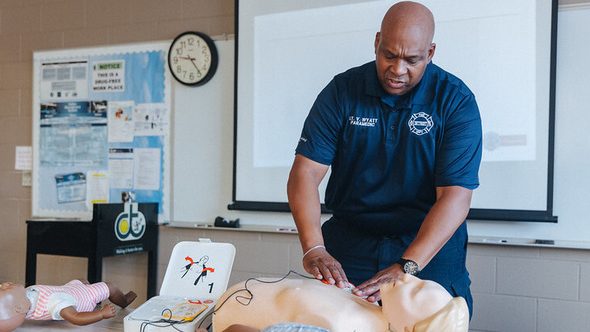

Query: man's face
374;25;435;96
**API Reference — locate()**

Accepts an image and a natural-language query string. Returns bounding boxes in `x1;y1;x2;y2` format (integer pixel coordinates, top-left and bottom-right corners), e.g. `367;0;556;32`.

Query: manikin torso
213;274;458;332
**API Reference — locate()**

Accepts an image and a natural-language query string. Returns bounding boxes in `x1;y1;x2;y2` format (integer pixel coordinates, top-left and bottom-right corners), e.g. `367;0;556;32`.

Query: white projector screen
231;0;557;222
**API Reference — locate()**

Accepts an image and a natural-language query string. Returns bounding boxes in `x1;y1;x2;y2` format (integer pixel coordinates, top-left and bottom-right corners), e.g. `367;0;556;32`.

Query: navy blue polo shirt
295;61;482;235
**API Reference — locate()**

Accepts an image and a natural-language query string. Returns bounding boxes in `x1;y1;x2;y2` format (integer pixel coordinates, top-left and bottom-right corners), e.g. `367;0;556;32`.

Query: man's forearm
287;155;348;286
287;155;330;251
287;169;324;251
402;186;472;268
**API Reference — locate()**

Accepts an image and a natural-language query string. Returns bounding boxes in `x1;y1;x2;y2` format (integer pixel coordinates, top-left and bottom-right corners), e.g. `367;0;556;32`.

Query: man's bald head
374;1;436;95
381;1;435;46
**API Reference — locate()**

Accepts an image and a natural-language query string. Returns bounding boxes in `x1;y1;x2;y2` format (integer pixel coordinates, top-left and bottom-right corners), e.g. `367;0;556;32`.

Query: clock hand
176;55;203;76
187;56;203;76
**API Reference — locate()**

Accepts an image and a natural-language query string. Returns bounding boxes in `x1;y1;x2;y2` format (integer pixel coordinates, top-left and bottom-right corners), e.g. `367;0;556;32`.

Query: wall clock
168;31;218;86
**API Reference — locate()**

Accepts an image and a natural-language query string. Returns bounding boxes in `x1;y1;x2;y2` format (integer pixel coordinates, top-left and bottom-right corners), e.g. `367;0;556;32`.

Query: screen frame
229;0;559;223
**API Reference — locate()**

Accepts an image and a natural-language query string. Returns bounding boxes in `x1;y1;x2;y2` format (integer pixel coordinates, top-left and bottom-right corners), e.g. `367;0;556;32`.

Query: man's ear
428;42;436;62
374;32;381;55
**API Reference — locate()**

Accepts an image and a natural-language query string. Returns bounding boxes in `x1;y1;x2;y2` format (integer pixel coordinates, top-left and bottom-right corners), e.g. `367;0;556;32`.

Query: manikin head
0;283;30;332
380;274;468;332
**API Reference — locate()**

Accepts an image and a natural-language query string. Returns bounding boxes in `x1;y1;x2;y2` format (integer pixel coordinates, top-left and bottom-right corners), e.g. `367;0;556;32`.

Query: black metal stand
26;203;159;298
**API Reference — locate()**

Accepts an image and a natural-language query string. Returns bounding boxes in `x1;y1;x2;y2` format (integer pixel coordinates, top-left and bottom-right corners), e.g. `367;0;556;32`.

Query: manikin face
380;274;452;332
0;283;29;332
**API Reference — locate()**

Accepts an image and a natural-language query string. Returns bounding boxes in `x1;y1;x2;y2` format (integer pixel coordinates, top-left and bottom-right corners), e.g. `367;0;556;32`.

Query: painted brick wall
0;0;234;302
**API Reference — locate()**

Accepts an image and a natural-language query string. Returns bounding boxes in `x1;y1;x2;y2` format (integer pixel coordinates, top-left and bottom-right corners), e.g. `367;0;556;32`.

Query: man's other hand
352;264;405;302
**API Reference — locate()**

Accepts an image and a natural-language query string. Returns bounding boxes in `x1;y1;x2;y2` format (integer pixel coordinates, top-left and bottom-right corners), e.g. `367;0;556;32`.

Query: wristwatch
397;258;420;276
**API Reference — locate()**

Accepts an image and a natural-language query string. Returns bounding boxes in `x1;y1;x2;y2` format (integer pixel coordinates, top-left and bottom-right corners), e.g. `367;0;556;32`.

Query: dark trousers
321;217;473;318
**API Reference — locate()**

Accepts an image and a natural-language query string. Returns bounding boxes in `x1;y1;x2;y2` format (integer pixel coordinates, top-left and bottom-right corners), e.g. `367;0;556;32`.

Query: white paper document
108;101;135;142
108;148;134;189
86;170;109;208
15;146;32;170
133;148;161;190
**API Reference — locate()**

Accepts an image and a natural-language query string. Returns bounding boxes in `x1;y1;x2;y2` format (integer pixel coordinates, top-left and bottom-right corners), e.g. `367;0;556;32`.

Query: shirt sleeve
47;292;77;320
435;92;482;189
295;79;343;165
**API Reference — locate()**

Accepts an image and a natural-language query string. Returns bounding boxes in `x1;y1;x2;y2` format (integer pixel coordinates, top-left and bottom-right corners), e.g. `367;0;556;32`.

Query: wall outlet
21;171;32;187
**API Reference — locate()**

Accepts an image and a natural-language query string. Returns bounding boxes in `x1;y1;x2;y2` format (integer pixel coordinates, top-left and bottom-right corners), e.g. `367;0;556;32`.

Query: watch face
168;31;218;86
403;260;420;275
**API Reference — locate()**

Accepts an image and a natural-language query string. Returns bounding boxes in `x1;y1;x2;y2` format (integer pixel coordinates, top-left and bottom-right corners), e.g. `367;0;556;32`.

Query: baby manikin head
0;282;29;332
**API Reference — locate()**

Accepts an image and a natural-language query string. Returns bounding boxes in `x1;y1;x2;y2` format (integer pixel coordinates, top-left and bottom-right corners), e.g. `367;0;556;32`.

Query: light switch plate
21;171;32;187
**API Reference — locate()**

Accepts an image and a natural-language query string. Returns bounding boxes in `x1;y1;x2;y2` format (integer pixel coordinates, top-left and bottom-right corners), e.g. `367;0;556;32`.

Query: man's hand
303;247;349;288
352;264;405;302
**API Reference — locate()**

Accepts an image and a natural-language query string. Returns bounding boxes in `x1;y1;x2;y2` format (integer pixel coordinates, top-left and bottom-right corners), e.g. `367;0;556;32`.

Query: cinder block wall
468;244;590;332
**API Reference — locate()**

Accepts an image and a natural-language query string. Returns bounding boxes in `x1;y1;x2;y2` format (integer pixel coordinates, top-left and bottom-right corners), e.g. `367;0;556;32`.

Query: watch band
396;258;420;276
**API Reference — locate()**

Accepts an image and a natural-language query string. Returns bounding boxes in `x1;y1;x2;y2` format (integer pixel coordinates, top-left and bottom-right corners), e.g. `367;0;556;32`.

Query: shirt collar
365;61;435;109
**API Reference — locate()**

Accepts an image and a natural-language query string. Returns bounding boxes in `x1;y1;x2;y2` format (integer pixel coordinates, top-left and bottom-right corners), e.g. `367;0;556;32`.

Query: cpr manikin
213;274;468;332
0;280;136;332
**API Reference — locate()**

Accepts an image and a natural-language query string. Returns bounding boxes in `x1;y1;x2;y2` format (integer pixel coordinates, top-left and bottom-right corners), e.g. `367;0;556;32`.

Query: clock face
168;31;218;86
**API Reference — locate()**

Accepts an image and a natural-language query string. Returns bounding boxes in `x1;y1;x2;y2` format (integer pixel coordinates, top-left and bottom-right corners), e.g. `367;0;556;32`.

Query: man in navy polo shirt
287;1;482;317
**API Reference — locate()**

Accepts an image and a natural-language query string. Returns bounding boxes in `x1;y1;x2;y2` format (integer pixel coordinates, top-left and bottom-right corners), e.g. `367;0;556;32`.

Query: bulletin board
32;42;171;221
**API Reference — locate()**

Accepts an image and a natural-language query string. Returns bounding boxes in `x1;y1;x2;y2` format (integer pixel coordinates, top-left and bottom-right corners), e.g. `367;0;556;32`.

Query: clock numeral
189;73;195;81
173;57;178;64
176;48;183;55
188;37;194;46
176;65;182;74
